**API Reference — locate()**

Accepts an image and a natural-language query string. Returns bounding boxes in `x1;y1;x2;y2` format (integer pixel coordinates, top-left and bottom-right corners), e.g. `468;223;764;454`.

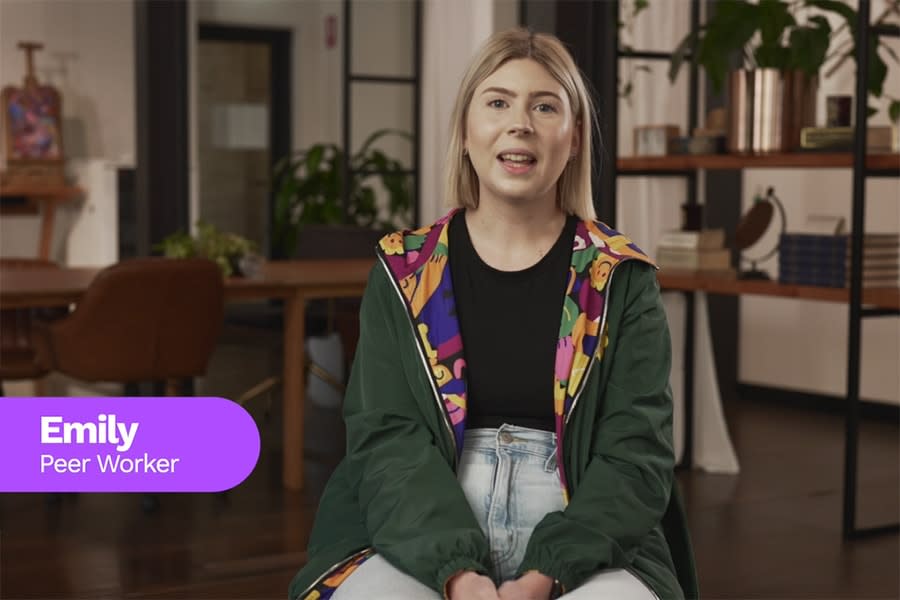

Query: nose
508;106;534;136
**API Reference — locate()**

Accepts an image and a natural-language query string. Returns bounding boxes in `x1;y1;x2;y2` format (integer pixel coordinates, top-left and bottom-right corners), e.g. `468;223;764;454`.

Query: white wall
420;0;499;225
620;0;900;404
0;0;134;261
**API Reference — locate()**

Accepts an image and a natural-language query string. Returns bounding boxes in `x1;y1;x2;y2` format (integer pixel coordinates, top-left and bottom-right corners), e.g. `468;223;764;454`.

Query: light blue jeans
332;424;658;599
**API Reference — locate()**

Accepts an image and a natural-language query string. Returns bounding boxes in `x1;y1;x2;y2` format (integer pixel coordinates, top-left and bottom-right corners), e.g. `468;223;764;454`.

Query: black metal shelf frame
606;0;898;539
843;0;899;540
341;0;422;226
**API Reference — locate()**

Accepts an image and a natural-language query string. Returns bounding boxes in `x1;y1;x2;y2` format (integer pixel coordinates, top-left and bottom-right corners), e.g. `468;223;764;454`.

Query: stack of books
656;228;733;275
778;233;900;288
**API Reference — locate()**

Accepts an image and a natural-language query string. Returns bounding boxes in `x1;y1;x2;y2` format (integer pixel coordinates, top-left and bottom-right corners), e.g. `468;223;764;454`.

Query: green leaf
787;18;831;74
668;29;698;84
867;105;878;119
755;44;789;69
889;100;900;124
805;0;856;36
304;145;325;176
867;38;887;98
758;0;795;48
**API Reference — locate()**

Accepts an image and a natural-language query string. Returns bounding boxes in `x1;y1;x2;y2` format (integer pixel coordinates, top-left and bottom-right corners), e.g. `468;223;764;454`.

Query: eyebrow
480;86;563;102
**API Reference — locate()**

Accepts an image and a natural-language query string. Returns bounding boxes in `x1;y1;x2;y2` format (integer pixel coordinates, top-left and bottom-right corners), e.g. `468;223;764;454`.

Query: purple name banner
0;397;260;492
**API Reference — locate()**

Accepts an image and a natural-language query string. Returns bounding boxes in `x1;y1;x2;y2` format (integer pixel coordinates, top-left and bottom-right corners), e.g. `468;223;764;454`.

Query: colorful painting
3;84;62;161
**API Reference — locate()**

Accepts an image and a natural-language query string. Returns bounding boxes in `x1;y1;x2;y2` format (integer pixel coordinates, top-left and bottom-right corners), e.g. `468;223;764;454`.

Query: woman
289;28;696;600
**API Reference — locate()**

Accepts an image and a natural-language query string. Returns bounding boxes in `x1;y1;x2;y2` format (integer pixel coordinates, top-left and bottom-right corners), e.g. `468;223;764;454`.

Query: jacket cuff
516;560;577;594
437;558;489;599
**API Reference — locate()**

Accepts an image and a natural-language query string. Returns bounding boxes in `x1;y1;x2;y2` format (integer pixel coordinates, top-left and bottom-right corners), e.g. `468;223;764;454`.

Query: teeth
500;153;533;162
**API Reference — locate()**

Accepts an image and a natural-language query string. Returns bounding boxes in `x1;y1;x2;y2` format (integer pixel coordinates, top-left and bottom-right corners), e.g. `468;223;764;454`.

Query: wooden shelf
619;152;900;172
658;271;900;310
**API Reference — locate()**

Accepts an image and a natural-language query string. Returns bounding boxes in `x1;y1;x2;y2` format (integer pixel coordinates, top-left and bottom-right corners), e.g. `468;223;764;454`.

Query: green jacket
289;211;698;600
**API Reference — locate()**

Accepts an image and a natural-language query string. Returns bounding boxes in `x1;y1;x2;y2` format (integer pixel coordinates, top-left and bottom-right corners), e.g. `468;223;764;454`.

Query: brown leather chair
35;258;224;395
0;258;63;394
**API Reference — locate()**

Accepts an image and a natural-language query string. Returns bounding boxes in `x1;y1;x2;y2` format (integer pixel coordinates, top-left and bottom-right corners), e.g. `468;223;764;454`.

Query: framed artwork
2;83;63;161
0;42;66;187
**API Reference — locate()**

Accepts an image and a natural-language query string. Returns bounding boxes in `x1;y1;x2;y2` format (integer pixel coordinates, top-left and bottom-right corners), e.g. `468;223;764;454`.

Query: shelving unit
607;0;898;539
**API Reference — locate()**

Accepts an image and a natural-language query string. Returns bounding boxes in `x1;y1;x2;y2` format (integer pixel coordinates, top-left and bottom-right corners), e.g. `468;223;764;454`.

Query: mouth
497;150;537;174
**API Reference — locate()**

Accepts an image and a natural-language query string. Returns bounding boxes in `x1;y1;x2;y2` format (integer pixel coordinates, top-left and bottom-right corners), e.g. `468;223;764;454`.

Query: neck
464;195;568;272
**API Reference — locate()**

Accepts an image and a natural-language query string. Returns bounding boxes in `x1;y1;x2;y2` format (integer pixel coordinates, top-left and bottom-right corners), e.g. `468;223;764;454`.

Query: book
657;229;725;250
780;233;900;254
657;247;731;271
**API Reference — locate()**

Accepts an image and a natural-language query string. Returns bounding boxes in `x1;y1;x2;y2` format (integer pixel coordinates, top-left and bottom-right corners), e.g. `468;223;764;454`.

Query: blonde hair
444;28;597;221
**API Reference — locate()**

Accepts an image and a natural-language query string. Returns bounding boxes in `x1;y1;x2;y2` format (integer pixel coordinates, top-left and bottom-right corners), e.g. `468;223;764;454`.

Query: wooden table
0;258;375;490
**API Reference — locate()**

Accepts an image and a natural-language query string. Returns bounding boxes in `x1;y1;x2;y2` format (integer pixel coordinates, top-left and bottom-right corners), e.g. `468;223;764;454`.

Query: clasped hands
448;570;554;600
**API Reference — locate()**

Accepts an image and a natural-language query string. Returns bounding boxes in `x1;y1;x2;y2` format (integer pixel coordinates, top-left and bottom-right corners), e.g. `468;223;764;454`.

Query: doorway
196;25;291;257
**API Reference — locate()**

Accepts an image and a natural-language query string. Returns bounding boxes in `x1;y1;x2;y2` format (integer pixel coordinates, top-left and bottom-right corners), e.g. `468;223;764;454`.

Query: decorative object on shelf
728;67;817;153
800;125;896;152
826;94;853;127
671;109;728;156
734;186;787;280
633;124;680;156
668;0;900;152
778;232;899;288
156;221;259;278
1;41;65;188
272;128;413;257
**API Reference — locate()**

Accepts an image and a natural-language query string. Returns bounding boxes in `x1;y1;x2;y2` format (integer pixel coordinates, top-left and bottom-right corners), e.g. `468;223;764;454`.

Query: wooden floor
1;330;898;599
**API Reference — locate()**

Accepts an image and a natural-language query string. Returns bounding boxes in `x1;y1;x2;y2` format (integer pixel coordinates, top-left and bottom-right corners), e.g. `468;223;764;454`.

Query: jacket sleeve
343;265;492;593
517;263;675;590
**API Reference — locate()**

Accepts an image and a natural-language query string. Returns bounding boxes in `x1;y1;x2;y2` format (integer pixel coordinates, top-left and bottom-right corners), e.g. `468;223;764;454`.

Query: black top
449;210;577;432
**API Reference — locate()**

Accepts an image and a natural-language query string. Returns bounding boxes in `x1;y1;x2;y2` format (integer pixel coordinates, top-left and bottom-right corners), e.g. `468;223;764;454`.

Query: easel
1;41;80;260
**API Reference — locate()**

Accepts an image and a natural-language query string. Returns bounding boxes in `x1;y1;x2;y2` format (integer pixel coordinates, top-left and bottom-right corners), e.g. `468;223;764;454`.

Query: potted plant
272;128;414;257
668;0;899;152
157;222;258;278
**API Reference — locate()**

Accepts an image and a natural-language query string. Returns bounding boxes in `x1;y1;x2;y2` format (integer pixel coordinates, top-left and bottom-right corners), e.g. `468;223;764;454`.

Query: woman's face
465;58;579;209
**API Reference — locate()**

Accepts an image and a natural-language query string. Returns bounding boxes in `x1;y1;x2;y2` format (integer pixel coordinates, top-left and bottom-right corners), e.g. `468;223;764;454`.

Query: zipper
559;263;624;494
292;547;372;600
377;255;458;467
564;264;621;428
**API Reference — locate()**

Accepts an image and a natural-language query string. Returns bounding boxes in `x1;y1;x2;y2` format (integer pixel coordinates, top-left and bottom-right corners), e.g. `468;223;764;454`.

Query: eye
535;103;558;113
488;98;508;109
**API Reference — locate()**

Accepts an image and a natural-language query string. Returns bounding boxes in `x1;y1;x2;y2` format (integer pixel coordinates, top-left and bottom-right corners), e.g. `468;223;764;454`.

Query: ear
570;120;582;158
